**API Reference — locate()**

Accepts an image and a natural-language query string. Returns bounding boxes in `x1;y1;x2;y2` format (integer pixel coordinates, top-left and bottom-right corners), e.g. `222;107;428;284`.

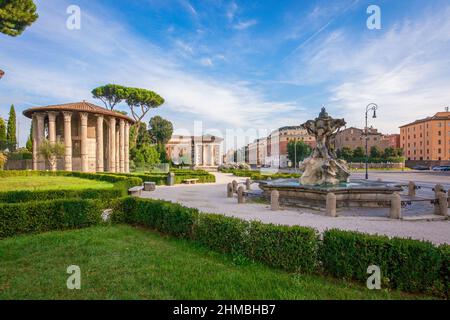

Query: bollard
434;184;444;215
227;183;233;198
389;193;402;219
237;186;245;204
271;190;279;211
326;193;337;217
232;180;238;193
408;181;416;197
245;178;252;190
448;189;450;209
166;172;175;186
437;192;448;216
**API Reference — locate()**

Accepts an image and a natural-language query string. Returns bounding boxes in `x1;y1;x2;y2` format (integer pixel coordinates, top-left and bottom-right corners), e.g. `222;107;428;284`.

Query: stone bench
144;181;156;192
128;186;144;197
182;179;199;184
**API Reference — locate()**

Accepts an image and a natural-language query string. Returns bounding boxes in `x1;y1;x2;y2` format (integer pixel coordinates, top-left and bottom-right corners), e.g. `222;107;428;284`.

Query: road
351;171;450;189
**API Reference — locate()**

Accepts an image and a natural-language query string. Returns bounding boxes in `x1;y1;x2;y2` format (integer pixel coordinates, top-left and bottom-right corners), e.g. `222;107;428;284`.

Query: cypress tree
6;104;17;151
26;122;33;152
0;117;6;151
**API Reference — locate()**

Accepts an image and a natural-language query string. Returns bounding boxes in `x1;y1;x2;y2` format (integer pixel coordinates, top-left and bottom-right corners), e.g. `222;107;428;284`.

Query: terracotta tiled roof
399;112;450;128
22;101;134;123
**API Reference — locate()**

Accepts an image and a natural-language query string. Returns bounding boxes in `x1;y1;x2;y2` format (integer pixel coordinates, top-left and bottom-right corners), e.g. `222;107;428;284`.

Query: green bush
111;197;198;238
247;222;318;273
321;229;446;296
194;213;250;255
438;244;450;298
0;171;142;203
0;199;102;238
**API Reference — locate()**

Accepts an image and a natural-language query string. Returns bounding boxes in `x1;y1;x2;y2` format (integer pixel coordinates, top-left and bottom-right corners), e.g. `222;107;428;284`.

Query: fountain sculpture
258;108;402;210
300;107;350;185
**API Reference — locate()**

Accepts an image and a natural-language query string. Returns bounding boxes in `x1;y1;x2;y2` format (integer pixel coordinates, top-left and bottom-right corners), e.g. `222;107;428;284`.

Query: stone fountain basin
259;179;403;210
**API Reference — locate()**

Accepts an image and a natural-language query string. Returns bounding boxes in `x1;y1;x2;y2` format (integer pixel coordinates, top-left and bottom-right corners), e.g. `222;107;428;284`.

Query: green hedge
112;197;198;238
112;169;216;185
0;171;142;203
0;199;102;238
112;197;319;274
321;229;447;296
221;169;300;180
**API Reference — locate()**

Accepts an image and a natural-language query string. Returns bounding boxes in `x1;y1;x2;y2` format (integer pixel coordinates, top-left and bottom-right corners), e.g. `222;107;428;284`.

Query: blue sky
1;0;450;148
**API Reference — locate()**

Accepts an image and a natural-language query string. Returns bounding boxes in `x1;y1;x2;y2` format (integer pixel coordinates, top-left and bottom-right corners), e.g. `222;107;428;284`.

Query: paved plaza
141;171;450;245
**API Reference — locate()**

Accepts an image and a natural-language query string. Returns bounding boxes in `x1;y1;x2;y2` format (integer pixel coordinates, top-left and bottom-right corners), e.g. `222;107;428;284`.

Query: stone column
271;190;280;211
63;112;72;171
109;117;116;172
32;114;38;170
47;112;57;171
202;144;207;166
210;145;215;166
80;112;89;172
124;122;130;173
326;193;337;217
115;128;120;171
390;193;402;219
35;113;45;170
119;119;125;173
96;115;104;172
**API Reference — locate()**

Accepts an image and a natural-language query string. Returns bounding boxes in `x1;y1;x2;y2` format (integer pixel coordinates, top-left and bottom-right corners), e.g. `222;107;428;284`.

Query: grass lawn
0;176;114;192
0;225;433;300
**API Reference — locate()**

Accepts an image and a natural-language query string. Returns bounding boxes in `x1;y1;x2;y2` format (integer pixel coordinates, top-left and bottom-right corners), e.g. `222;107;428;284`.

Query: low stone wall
5;159;32;170
348;162;405;169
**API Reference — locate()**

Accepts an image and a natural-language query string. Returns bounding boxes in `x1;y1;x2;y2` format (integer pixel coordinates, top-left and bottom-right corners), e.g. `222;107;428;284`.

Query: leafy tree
0;117;6;151
287;140;312;166
0;0;38;36
38;139;65;171
130;143;160;166
339;147;353;161
92;84;128;110
353;146;365;159
156;142;168;163
370;146;382;159
130;122;152;150
6;104;16;151
125;87;164;145
26;122;32;152
148;116;173;145
383;147;396;159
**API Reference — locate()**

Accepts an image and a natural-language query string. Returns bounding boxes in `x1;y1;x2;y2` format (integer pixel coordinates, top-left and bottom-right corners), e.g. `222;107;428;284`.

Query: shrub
321;229;445;296
247;222;318;273
0;199;102;238
111;197;198;238
193;213;250;255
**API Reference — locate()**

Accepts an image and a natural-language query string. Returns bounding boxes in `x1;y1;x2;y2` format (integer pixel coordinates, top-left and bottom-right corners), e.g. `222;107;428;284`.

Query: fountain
259;108;402;210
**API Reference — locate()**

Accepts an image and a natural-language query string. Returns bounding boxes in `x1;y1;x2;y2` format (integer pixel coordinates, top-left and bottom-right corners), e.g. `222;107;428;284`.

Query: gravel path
141;172;450;245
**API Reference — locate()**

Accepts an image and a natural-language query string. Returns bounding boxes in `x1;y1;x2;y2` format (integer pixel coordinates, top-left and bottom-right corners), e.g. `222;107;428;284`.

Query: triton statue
299;107;350;185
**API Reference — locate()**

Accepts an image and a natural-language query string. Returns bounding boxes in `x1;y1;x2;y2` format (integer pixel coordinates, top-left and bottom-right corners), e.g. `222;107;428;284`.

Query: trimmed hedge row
111;197;319;273
111;197;449;297
0;171;142;203
0;199;102;238
221;169;300;180
321;229;449;297
112;169;216;185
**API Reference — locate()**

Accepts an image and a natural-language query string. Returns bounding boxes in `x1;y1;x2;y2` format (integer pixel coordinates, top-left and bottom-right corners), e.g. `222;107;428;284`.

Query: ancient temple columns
35;113;45;170
96;114;104;172
47;112;58;171
109;117;116;173
119;119;125;173
63;112;73;171
80;112;89;172
124;122;130;173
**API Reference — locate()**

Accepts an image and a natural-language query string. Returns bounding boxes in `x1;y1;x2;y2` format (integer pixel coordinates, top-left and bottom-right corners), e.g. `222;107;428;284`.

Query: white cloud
199;57;213;67
285;6;450;133
233;19;258;30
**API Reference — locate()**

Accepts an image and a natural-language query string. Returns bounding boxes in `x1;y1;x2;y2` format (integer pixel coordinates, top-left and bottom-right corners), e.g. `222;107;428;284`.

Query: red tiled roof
22;101;134;123
399;112;450;128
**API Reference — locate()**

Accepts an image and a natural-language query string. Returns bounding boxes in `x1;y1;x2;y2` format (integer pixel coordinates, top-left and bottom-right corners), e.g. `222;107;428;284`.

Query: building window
438;148;442;154
438;140;442;145
438;131;442;136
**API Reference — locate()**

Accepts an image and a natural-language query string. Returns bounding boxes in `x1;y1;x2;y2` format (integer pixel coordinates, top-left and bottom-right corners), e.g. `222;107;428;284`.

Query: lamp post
294;139;297;173
365;103;378;180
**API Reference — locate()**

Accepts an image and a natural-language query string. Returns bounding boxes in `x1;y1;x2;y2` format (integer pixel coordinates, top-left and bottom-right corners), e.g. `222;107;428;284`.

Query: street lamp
365;103;378;180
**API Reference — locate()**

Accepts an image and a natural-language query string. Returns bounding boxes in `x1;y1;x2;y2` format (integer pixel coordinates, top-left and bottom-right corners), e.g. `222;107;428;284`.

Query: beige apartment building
400;110;450;166
335;127;398;152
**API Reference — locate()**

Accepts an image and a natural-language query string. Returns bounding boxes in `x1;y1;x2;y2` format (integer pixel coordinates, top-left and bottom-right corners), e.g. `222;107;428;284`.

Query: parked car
411;165;430;170
432;166;450;171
